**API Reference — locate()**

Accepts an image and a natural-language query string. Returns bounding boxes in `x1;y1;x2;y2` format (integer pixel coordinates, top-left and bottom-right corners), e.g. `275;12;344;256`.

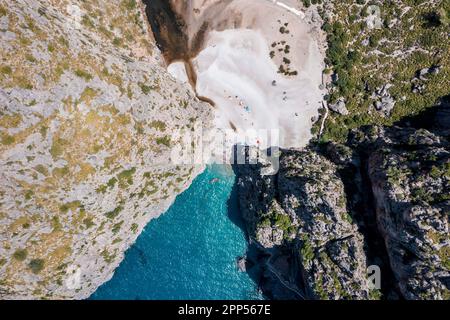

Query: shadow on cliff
225;146;268;298
228;185;268;297
316;96;450;299
226;145;304;300
225;171;247;235
393;94;450;132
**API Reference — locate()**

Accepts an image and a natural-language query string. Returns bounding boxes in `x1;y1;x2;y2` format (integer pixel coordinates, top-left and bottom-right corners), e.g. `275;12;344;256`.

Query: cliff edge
235;104;449;300
0;0;212;299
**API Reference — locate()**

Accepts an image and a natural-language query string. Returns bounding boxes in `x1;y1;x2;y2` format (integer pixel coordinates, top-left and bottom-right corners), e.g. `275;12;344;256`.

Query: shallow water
90;165;262;300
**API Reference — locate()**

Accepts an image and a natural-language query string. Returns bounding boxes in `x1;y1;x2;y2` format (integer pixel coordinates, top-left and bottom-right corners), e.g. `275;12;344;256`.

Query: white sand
167;62;189;84
168;0;325;149
270;0;306;18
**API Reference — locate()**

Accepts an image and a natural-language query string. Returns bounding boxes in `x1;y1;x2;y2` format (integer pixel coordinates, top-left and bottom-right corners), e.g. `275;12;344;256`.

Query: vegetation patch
101;249;116;264
105;206;123;219
28;258;45;274
111;220;124;234
149;120;166;132
74;69;93;81
138;82;153;95
83;217;95;229
118;167;136;188
300;235;315;265
1;132;15;145
130;223;138;233
50;138;69;159
317;0;450;143
12;249;28;261
59;201;81;214
156;136;171;147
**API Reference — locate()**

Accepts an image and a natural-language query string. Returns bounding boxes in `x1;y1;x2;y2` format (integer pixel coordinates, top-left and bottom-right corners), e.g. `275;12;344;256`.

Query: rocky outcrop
329;98;348;116
235;108;449;300
372;84;396;115
412;65;442;94
236;150;369;300
0;0;212;299
352;126;449;300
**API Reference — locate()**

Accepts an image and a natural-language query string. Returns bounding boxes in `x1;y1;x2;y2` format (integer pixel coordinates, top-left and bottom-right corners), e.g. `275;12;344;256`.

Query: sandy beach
168;0;326;149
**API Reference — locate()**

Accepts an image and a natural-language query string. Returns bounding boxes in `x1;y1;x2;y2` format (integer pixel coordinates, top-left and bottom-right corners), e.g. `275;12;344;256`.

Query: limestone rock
329;98;349;116
235;149;369;300
278;151;369;300
372;84;396;115
236;119;449;300
0;0;212;299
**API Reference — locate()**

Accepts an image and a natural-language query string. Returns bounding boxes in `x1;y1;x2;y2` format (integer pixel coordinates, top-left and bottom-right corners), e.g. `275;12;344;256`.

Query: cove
90;165;262;300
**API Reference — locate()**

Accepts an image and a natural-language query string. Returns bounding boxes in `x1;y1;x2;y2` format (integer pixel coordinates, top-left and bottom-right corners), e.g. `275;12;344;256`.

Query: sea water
90;165;261;300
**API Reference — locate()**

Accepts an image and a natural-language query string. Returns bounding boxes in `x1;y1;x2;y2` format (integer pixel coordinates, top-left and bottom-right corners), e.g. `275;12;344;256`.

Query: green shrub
13;249;28;261
112;221;124;234
130;223;138;233
274;214;291;231
105;206;123;219
83;218;95;229
96;184;108;194
112;37;122;47
1;132;15;145
156;136;171;147
81;15;94;28
101;249;116;264
138;82;152;94
50;138;68;159
74;69;93;81
47;43;55;52
124;0;137;10
107;177;118;188
28;258;44;274
0;5;7;17
300;237;315;264
149;120;166;131
0;65;12;75
118;168;136;187
258;218;271;228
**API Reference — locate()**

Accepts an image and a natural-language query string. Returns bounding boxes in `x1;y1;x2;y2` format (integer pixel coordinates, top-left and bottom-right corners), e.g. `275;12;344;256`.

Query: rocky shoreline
234;102;449;300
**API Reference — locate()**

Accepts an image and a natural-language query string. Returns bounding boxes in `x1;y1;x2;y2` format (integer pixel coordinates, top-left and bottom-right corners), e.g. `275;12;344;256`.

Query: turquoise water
90;165;261;300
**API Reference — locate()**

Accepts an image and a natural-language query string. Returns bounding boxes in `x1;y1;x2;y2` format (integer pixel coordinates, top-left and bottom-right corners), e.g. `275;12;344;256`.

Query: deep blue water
90;165;261;300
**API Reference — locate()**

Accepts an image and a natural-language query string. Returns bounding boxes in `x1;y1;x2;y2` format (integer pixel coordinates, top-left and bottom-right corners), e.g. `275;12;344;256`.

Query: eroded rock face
0;0;212;299
236;120;449;300
362;126;449;300
236;150;369;300
278;151;369;300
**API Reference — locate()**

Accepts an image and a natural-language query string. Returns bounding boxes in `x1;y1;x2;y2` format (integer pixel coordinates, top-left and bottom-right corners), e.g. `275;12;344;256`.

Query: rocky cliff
0;0;212;299
235;104;449;300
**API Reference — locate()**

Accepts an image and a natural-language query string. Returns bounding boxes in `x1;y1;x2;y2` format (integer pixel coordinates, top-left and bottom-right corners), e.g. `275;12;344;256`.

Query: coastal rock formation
278;151;369;299
1;0;448;301
235;109;449;300
0;0;212;299
236;150;369;299
351;125;449;300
